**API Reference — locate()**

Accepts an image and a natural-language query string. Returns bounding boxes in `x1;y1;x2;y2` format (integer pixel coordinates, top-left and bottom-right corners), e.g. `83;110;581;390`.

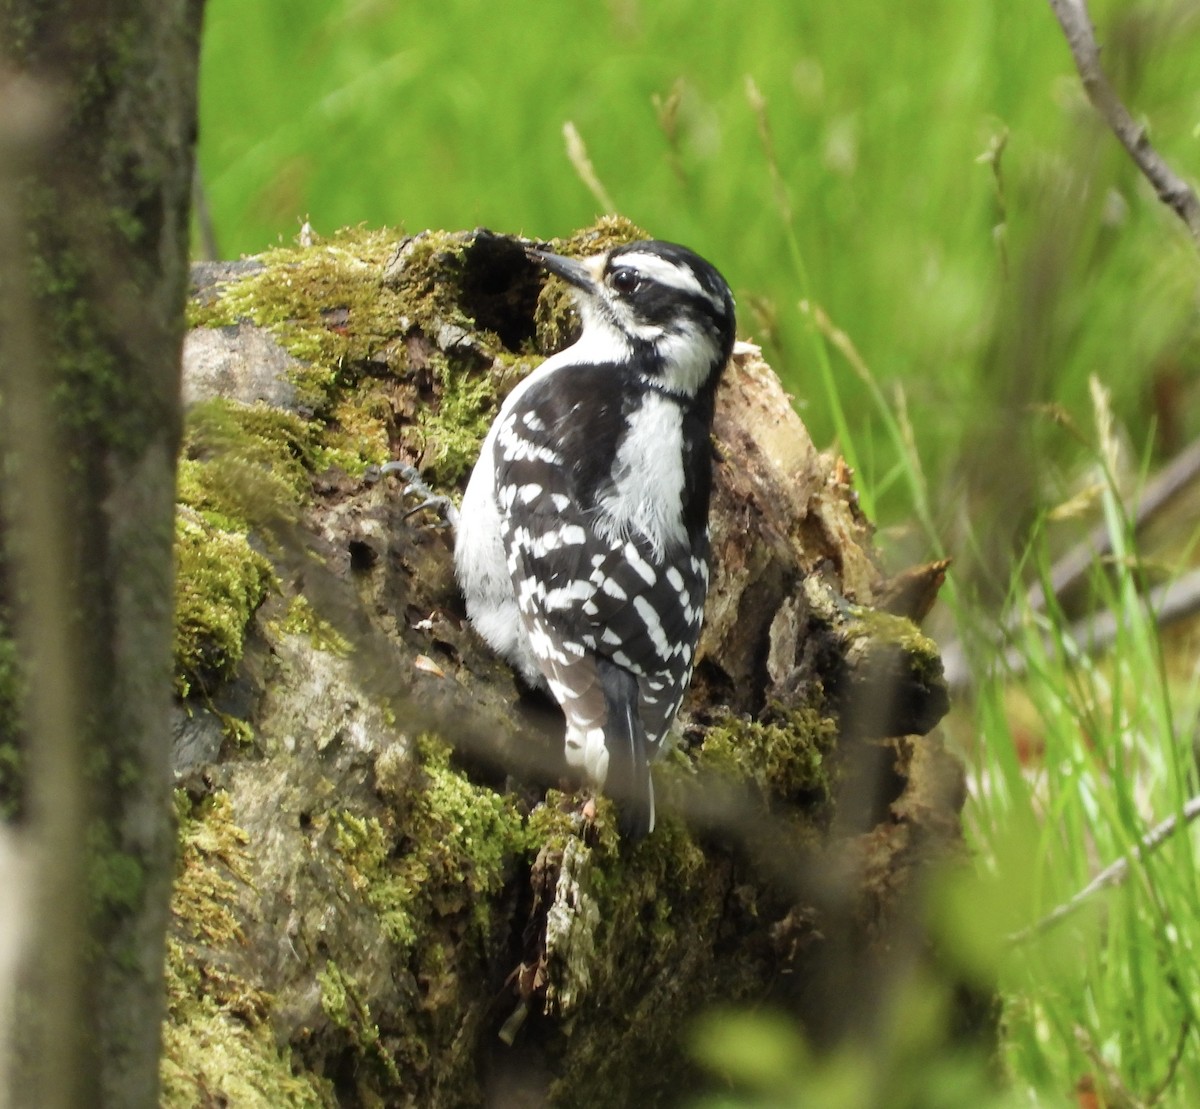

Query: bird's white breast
595;392;688;558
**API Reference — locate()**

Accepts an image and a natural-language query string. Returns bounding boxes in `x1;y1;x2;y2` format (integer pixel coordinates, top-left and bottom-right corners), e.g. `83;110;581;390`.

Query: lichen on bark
165;221;963;1106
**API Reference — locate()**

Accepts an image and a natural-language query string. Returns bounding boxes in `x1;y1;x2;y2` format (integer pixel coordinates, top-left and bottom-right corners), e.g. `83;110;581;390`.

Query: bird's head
529;239;736;399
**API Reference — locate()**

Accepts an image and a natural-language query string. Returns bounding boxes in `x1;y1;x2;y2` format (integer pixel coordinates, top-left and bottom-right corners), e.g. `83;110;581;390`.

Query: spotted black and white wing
493;366;707;834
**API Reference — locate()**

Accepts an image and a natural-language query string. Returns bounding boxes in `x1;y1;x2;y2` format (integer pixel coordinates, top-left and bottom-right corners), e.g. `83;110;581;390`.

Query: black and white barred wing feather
493;374;706;835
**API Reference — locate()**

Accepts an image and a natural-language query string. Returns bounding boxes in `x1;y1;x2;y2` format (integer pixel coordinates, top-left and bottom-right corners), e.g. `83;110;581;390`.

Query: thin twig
945;562;1200;695
562;122;616;215
1074;1025;1146;1109
745;76;793;226
1046;0;1200;248
1145;1017;1191;1106
1008;793;1200;945
942;435;1200;695
1025;435;1200;618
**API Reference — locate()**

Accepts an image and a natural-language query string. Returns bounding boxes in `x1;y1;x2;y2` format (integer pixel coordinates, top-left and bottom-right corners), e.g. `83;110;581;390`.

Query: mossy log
167;220;960;1107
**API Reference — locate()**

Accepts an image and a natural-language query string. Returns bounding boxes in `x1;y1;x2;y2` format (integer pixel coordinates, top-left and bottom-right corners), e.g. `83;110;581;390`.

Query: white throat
595;392;689;558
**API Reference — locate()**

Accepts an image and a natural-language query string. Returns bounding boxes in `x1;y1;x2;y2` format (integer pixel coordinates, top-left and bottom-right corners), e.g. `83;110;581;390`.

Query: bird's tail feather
596;658;654;841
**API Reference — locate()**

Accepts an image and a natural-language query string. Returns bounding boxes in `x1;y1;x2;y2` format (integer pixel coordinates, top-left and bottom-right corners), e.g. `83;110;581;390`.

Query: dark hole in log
348;539;377;573
459;232;542;353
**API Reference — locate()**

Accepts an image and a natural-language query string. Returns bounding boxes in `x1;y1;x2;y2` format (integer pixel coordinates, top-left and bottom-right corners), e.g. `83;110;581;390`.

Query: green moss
162;942;331;1109
411;349;496;485
163;791;331;1108
320;393;392;475
523;698;845;1101
334;735;527;955
418;737;529;929
378;231;511;484
171;396;365;699
186;399;318;483
183;220;656;512
333;812;420;950
698;706;838;802
844;606;944;683
174;508;273;698
188;227;407;413
318;960;403;1088
172;790;250;948
524;788;597;854
591;813;705;930
87;835;147;915
317;739;549;1098
517;785;723;1035
170;386;389;703
217;712;256;748
179;398;318;530
274;596;352;657
539;811;729;1102
380;230;477;332
186;227;499;491
556;214;648;257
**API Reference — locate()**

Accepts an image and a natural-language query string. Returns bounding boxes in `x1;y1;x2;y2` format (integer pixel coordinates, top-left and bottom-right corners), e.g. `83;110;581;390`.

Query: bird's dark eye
609;268;641;295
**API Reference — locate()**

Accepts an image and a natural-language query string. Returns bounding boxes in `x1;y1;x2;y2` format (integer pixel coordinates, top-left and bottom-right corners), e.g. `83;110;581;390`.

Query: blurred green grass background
198;1;1200;1102
199;0;1200;562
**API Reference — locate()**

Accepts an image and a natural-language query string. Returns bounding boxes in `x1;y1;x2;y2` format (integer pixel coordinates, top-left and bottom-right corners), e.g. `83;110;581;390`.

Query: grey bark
0;3;203;1106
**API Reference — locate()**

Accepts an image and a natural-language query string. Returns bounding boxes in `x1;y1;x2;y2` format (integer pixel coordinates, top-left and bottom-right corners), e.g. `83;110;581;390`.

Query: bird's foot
377;461;460;528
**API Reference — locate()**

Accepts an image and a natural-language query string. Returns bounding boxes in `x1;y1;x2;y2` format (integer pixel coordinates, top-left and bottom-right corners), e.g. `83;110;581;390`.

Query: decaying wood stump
166;220;961;1107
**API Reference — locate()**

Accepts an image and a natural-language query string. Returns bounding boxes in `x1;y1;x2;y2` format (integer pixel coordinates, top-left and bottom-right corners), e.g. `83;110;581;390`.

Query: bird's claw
378;461;460;528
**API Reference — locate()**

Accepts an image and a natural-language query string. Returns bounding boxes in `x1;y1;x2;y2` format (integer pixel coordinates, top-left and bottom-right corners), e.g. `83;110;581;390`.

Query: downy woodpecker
454;240;736;838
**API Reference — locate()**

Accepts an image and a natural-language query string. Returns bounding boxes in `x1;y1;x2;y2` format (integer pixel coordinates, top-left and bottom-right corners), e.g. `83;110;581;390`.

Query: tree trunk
0;3;203;1105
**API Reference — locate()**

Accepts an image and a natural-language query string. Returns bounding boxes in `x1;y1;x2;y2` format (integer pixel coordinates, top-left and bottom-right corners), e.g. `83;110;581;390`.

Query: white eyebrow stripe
615;253;721;309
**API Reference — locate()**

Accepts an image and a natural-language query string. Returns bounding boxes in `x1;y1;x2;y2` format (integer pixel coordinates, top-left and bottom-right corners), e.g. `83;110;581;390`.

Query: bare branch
1008;793;1200;945
1047;0;1200;247
1024;436;1200;619
944;564;1200;695
942;434;1200;695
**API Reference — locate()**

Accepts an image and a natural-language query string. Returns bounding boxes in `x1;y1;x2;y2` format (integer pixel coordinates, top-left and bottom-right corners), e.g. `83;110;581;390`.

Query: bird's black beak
526;247;600;293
